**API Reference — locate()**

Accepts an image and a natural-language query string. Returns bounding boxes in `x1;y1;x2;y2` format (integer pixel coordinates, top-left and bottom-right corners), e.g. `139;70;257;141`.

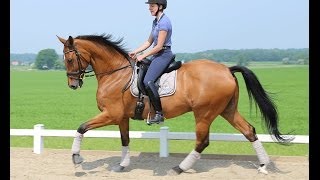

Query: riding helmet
145;0;167;9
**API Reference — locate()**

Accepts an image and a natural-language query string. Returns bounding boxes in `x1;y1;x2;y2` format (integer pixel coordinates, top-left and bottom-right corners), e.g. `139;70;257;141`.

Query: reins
64;47;135;92
84;64;131;78
64;48;132;77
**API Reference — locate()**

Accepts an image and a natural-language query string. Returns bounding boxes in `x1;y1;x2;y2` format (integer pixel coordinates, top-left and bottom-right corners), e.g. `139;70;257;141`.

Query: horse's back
179;59;235;86
182;59;229;71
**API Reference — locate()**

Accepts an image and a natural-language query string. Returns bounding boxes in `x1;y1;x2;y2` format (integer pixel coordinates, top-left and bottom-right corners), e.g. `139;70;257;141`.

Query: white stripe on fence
10;124;309;157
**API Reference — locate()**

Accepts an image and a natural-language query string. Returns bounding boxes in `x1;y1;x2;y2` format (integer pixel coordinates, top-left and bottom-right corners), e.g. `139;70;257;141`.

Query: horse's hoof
258;165;268;175
111;164;125;172
167;166;183;176
72;154;84;165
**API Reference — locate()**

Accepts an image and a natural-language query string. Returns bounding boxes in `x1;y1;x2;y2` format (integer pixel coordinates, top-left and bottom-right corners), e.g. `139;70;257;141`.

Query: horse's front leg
111;118;130;172
71;111;118;165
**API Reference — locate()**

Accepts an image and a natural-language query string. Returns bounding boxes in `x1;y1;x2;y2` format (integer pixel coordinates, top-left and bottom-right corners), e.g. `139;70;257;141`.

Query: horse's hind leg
221;99;270;174
168;112;215;175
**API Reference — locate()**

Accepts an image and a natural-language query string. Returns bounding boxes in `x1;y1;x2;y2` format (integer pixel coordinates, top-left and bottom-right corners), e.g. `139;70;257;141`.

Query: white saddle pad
130;66;178;97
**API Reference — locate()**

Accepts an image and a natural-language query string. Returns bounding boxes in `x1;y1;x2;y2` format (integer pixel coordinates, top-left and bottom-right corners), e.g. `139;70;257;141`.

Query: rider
128;0;173;124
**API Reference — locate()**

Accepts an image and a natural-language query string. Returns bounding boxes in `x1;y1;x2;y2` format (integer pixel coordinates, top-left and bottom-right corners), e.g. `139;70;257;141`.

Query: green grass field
10;63;309;156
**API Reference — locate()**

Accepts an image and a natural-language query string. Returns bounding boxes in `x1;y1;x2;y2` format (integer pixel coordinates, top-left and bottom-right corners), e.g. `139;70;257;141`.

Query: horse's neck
88;49;131;84
89;49;127;73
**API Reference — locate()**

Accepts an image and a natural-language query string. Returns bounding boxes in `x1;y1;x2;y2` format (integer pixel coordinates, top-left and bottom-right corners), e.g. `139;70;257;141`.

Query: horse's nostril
69;85;77;90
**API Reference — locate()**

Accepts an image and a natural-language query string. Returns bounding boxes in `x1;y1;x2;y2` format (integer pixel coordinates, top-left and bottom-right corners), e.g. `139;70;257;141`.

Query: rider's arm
131;33;153;55
139;30;167;59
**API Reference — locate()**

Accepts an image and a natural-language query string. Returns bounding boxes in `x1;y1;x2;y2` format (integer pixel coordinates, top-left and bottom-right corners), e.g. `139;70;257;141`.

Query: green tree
54;60;65;70
34;49;59;70
234;54;249;66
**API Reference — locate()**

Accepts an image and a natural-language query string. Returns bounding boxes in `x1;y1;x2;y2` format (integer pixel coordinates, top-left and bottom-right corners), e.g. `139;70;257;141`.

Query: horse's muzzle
68;79;83;90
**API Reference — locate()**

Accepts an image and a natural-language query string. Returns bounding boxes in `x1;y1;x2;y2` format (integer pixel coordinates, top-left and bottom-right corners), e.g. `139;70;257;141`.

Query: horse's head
57;35;90;90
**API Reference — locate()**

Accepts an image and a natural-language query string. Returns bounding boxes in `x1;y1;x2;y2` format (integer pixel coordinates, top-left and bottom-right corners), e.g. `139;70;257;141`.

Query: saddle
132;55;182;120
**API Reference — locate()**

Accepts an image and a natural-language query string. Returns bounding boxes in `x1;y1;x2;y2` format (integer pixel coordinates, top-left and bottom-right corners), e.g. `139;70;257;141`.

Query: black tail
229;65;293;143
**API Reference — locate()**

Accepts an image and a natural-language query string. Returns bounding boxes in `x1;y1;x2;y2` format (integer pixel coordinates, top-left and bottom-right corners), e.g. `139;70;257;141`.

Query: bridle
64;48;89;81
63;46;134;91
64;47;134;77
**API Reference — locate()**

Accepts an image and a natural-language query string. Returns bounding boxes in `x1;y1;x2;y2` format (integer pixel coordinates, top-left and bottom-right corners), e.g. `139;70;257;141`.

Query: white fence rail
10;124;309;157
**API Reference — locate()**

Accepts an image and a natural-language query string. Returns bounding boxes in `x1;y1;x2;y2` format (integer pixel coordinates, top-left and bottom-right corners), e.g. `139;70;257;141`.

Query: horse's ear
67;36;74;46
57;35;67;44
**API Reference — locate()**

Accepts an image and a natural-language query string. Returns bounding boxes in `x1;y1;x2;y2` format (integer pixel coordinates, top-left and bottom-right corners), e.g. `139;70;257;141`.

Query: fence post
33;124;44;154
159;126;169;157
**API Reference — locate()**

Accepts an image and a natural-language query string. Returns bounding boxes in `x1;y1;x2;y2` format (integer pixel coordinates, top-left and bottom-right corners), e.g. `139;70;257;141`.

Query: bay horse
57;34;292;175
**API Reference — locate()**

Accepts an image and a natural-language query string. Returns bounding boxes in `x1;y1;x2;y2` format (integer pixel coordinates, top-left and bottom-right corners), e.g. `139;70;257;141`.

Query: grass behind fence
10;64;309;156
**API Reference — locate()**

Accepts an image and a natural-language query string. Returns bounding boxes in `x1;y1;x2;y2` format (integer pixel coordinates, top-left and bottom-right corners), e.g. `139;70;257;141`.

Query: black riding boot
145;81;164;125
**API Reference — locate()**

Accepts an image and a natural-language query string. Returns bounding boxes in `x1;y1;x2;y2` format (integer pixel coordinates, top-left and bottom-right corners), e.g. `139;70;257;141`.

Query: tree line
176;48;309;65
10;48;309;70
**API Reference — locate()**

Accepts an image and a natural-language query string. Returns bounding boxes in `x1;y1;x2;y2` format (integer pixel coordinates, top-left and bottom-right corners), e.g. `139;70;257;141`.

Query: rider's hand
128;52;137;59
136;55;144;62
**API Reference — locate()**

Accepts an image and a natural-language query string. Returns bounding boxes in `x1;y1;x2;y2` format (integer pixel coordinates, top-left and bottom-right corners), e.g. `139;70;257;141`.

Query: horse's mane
75;34;130;59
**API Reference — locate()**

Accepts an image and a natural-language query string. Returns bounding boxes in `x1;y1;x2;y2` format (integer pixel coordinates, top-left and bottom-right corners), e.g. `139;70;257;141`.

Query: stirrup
147;113;164;125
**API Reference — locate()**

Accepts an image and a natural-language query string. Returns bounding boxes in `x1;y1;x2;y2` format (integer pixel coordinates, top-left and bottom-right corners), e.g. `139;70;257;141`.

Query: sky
10;0;309;54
